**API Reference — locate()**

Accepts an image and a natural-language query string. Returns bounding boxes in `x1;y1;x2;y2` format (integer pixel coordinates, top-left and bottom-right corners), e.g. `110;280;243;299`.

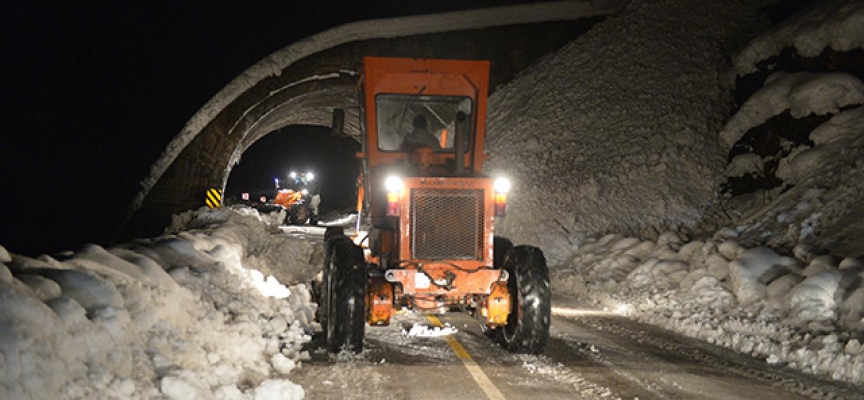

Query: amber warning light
493;177;511;218
385;176;403;216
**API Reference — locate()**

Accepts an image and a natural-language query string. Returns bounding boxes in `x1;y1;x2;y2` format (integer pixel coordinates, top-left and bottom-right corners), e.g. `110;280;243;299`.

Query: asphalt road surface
290;298;861;400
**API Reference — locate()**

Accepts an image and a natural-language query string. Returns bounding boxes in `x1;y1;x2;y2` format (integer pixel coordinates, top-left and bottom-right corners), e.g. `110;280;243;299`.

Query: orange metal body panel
484;281;510;327
362;56;490;172
387;268;502;296
366;275;394;326
274;190;302;208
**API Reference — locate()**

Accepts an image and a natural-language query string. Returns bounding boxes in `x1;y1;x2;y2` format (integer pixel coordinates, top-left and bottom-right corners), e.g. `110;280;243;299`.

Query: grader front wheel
496;245;551;354
323;234;366;353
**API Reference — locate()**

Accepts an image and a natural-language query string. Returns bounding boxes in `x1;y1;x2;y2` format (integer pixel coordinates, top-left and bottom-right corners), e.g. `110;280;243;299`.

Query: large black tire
323;235;366;353
493;236;513;270
496;245;550;354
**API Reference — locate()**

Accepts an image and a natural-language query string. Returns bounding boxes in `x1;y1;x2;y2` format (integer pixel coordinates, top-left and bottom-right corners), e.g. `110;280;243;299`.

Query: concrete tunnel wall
119;2;617;241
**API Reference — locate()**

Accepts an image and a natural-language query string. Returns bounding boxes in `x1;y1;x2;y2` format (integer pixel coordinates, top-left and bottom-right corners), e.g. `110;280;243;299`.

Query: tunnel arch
120;1;620;240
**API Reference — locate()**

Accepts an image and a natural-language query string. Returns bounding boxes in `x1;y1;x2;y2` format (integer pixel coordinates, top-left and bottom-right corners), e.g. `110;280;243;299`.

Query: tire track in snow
556;313;861;400
559;338;674;399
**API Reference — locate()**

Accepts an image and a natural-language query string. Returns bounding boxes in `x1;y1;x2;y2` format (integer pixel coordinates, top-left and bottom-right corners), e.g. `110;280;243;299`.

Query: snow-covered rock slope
487;0;863;261
485;0;772;261
719;0;864;256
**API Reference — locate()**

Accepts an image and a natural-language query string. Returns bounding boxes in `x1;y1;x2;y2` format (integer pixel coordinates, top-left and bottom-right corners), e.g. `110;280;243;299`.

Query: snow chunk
725;153;764;178
801;255;838;277
767;273;803;310
718;240;745;260
271;353;296;375
789;272;841;329
656;231;687;247
0;245;10;263
779;107;864;184
40;269;124;313
403;323;458;337
0;279;81;400
810;106;864;146
0;263;12;282
15;274;62;301
839;283;864;329
254;379;304;400
691;276;736;310
160;375;210;400
728;247;800;304
839;257;863;270
249;269;291;299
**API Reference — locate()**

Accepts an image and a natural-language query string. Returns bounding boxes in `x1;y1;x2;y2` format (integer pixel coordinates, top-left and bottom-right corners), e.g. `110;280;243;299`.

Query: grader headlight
385;176;403;216
493;177;511;217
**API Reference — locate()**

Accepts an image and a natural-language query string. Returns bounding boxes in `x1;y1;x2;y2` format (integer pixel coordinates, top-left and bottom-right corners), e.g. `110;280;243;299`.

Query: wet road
290;300;863;400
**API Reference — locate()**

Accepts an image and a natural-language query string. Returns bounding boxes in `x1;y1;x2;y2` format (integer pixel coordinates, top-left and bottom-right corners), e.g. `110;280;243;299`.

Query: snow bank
0;207;320;399
556;229;864;384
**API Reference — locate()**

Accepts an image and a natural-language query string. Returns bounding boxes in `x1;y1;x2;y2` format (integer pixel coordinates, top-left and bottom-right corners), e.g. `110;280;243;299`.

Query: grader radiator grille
410;188;484;260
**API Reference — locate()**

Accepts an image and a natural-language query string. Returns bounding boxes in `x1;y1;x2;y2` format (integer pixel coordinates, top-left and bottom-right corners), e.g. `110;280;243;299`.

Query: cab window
376;94;473;152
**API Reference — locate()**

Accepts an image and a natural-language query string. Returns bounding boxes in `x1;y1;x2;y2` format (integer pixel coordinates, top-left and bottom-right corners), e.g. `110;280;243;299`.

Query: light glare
493;177;511;193
385;176;403;192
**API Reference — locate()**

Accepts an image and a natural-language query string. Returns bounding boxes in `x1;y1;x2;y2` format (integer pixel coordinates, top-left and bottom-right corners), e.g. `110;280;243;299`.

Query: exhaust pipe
455;111;466;175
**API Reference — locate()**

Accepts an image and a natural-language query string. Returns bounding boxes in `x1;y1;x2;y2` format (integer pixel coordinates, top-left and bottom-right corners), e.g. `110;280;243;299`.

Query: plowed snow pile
556;230;864;383
0;207;318;399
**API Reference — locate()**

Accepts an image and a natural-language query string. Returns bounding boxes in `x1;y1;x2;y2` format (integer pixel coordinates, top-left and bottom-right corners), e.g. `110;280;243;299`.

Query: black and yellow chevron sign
205;188;222;209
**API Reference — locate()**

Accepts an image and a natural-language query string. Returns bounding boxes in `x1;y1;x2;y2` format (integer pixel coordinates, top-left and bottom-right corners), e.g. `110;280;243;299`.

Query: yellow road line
426;316;507;400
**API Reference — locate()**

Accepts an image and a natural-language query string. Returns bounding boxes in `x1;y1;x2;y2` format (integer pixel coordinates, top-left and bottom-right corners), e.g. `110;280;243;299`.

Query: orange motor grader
321;56;550;354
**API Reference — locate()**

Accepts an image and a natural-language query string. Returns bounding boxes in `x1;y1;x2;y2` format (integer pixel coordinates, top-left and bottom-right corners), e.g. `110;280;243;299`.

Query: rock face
485;0;770;262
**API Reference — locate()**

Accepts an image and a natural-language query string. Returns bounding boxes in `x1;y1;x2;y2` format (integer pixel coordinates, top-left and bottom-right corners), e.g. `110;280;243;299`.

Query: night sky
1;1;506;256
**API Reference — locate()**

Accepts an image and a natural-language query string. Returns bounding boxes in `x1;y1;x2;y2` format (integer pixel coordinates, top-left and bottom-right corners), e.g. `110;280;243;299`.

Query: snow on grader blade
320;56;550;354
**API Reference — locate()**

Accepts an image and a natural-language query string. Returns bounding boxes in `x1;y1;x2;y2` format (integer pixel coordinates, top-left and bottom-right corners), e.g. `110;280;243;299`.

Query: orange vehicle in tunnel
321;56;550;354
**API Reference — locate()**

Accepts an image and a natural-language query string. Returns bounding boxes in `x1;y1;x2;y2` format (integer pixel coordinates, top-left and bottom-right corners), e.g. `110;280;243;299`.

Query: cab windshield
376;94;473;152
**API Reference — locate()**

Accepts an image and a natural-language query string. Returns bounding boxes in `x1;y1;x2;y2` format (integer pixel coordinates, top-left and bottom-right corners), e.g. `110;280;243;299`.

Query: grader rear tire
323;235;366;353
496;245;550;354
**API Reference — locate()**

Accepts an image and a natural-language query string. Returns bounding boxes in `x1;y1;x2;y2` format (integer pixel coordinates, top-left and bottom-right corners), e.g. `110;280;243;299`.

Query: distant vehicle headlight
493;177;511;194
385;176;403;193
306;172;314;181
289;172;297;179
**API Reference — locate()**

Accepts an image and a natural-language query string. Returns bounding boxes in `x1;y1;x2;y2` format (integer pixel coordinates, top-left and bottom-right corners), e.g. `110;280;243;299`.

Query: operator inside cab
400;115;441;151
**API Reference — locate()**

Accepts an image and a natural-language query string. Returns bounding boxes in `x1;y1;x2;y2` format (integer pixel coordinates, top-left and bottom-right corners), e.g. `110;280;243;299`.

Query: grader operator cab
321;56;550;354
